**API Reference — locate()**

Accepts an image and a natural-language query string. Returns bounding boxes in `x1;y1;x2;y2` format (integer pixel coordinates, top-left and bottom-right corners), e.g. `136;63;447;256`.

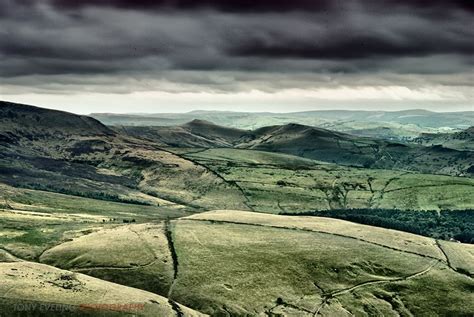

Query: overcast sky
1;0;473;114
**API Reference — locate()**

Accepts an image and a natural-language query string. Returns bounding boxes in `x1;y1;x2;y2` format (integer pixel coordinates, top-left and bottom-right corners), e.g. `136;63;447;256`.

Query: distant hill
182;119;247;143
294;109;473;128
91;109;474;134
412;126;474;151
121;120;474;176
0;101;114;143
239;123;473;175
116;119;247;148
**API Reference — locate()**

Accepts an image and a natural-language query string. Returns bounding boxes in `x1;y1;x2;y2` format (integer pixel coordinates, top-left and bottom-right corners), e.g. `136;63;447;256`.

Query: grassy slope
0;102;250;211
175;212;473;316
0;183;194;260
40;223;175;297
0;250;203;317
38;211;473;316
181;148;474;212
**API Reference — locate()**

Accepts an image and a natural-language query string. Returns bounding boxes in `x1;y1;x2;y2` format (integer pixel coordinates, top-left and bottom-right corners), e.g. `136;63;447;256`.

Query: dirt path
329;261;436;297
313;261;437;316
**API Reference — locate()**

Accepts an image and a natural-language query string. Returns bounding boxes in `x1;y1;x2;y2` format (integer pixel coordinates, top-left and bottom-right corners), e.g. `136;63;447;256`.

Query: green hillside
38;210;474;316
180;148;474;212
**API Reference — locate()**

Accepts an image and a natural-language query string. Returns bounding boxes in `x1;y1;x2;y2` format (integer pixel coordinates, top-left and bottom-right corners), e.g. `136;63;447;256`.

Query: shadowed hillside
0;101;249;211
0;101;113;139
238;122;474;176
116;119;247;148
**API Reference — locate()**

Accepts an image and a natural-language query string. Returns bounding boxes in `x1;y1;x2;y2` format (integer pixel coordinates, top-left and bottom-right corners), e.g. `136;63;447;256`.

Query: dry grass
40;223;175;297
186;210;445;260
0;260;204;316
22;210;473;316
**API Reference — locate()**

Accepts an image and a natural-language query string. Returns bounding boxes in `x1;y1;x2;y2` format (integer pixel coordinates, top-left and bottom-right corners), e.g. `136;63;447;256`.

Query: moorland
0;101;473;316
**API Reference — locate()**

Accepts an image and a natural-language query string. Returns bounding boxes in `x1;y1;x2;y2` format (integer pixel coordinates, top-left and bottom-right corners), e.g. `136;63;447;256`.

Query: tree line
281;208;474;244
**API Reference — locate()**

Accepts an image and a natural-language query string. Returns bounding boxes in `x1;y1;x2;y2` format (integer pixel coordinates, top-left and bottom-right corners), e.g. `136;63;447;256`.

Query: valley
3;0;473;315
0;101;473;316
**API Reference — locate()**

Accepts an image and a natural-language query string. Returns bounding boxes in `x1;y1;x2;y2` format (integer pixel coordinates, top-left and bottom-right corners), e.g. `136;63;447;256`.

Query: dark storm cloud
49;0;474;13
49;0;335;12
0;0;473;92
227;23;474;60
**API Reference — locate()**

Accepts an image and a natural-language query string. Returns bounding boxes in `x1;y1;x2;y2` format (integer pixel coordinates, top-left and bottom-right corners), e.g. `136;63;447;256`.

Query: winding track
329;260;436;297
312;261;437;316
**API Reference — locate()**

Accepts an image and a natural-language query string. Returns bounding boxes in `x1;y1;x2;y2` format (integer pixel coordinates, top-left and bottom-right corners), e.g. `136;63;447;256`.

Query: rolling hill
120;121;474;176
91;109;474;131
1;101;113;139
0;250;204;316
237;123;474;176
115;119;247;148
38;210;474;316
0;101;249;211
1;101;473;316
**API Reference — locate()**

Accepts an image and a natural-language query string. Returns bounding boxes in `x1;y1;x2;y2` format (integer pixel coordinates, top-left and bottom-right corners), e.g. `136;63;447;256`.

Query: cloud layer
1;0;473;111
